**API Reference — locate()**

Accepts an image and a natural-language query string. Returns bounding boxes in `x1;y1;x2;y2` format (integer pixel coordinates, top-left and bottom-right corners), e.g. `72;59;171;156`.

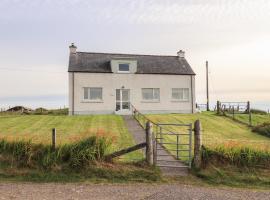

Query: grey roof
68;52;195;75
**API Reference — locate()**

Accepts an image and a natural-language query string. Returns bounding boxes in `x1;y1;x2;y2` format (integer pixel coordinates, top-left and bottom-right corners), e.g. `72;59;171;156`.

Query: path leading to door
123;115;188;176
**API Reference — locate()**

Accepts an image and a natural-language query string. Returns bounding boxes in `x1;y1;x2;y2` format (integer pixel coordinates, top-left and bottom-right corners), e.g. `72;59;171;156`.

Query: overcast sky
0;0;270;108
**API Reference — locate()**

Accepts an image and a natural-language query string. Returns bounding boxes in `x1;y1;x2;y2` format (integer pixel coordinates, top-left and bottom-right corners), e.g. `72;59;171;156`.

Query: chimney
177;50;185;59
69;43;77;54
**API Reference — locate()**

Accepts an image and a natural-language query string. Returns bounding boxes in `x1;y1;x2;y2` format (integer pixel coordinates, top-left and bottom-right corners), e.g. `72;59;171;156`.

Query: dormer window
118;63;130;72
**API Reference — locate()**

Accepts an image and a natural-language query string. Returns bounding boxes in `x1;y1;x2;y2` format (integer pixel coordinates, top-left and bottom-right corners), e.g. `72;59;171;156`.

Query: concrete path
1;183;269;200
123;115;188;176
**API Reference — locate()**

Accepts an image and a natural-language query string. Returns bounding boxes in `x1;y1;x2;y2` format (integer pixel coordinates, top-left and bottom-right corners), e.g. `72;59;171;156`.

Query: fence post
247;101;252;126
52;128;56;150
194;120;202;168
217;101;220;114
146;121;154;165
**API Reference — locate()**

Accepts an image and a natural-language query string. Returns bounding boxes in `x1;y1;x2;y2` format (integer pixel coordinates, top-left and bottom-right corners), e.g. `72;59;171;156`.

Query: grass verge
193;145;270;189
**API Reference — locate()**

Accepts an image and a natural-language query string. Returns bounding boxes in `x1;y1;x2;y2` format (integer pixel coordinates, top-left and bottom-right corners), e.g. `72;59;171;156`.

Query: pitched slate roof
68;52;195;75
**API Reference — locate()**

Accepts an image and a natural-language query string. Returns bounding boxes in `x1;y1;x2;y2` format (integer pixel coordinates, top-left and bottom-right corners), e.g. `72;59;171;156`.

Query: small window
142;88;160;101
118;63;130;72
83;87;102;101
172;88;189;101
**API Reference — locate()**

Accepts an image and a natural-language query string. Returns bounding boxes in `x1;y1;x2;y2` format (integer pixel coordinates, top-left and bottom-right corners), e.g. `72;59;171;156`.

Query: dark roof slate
68;52;195;75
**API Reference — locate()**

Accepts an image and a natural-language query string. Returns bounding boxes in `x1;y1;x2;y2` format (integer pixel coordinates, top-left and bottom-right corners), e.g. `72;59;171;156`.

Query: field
234;113;270;126
0;115;142;161
146;112;270;150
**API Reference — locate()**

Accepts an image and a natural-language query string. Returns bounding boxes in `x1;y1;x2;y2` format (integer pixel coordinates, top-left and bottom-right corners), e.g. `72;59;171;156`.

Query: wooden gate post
52;128;56;151
194;120;202;168
146;121;154;165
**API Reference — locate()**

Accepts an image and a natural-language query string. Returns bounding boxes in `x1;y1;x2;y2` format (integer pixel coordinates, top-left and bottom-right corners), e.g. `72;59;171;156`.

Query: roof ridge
76;51;178;58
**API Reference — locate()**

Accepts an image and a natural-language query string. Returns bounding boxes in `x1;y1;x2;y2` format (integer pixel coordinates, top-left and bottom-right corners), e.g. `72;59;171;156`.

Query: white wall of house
69;72;195;115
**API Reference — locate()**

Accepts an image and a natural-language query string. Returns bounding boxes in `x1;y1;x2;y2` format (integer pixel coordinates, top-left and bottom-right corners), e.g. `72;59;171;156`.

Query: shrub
0;136;111;170
252;123;270;138
201;145;270;169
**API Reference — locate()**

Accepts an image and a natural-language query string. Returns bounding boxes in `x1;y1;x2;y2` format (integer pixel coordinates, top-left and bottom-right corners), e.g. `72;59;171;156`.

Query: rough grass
195;145;270;188
0;136;110;170
0;115;143;161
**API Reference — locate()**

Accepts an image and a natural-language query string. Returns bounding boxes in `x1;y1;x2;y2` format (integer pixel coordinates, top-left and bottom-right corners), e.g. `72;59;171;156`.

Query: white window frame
141;88;160;102
171;88;189;102
118;63;130;73
82;87;103;102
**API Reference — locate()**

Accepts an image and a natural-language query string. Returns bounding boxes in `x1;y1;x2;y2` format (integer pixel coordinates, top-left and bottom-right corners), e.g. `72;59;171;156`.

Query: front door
116;89;130;114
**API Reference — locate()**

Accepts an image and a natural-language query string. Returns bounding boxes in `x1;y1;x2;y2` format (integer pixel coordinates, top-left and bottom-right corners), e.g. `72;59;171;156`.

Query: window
83;87;102;101
172;88;189;101
118;63;130;72
142;88;160;101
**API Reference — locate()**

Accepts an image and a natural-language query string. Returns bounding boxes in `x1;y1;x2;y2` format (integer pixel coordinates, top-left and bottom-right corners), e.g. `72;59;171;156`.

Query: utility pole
206;61;210;111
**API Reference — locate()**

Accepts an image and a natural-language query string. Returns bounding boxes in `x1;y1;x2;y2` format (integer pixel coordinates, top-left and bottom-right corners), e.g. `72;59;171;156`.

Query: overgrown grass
194;145;270;188
0;134;160;183
201;145;270;168
0;136;111;170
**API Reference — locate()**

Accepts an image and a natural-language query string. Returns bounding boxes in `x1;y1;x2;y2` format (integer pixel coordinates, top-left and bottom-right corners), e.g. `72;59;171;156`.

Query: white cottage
68;44;196;115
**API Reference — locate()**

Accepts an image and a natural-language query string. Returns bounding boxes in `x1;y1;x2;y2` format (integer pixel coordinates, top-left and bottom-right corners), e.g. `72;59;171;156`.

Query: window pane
172;88;181;99
142;89;153;100
153;89;160;100
172;88;189;100
122;89;130;101
116;102;120;111
119;64;129;71
84;88;89;99
122;102;130;109
183;88;189;100
90;88;102;100
142;88;159;100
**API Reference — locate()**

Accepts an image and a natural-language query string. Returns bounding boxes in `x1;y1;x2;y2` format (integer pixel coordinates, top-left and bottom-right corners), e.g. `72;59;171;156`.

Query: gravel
0;183;269;200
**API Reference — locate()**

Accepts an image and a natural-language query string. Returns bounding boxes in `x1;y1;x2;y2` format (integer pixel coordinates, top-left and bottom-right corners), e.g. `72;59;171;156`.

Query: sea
0;95;269;112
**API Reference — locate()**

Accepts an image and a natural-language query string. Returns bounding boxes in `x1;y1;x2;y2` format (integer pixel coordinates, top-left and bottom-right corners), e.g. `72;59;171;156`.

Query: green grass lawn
233;113;270;126
145;112;270;151
0;115;142;161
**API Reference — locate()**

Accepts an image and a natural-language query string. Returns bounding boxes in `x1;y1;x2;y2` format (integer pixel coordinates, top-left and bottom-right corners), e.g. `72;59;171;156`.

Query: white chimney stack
177;50;185;58
69;43;77;54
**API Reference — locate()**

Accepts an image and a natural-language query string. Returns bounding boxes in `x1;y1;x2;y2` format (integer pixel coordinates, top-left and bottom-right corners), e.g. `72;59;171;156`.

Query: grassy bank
194;145;270;188
0;136;160;183
146;112;270;149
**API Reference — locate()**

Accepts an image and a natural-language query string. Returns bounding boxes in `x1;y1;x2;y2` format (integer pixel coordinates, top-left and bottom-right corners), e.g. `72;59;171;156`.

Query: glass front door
116;89;130;111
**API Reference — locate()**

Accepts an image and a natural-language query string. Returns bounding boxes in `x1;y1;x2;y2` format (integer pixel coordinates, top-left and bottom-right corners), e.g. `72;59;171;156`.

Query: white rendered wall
69;73;195;115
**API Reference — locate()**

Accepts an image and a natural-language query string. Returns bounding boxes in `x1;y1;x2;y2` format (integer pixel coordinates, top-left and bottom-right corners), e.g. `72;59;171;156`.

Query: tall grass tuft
0;136;111;170
201;145;270;169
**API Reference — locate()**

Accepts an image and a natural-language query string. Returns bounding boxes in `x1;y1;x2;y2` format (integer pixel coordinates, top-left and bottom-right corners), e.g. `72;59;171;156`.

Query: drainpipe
72;72;75;115
190;75;194;113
